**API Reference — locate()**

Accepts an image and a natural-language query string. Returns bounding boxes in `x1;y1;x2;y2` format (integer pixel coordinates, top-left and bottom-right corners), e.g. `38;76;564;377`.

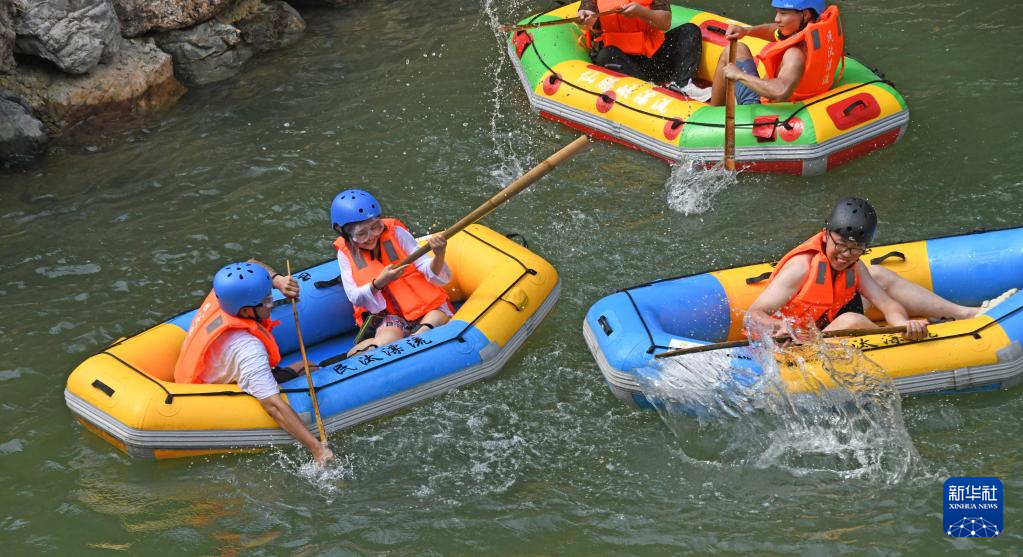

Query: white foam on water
34;263;101;278
638;322;923;484
664;158;738;215
480;0;535;188
267;447;358;502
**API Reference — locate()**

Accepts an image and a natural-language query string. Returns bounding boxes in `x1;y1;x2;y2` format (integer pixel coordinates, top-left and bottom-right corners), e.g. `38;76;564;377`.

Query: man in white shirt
174;261;334;466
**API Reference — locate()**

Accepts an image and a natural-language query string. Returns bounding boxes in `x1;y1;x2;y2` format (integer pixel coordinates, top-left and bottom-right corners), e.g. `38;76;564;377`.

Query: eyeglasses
349;219;384;242
828;232;867;257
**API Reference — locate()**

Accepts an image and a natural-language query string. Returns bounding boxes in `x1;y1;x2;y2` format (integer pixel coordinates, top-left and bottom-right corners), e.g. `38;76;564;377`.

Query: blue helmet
213;262;273;316
330;189;381;232
771;0;825;14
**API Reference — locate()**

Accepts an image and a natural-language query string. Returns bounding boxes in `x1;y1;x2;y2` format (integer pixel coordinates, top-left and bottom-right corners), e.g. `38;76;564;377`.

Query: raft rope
98;351;244;404
95;229;537;403
517;7;896;132
621;289;660;354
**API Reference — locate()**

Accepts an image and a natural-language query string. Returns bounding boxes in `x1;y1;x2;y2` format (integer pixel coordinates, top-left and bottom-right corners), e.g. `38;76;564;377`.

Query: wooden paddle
654;325;909;359
394;134;592;267
499;8;623;33
723;39;737;171
286;260;327;444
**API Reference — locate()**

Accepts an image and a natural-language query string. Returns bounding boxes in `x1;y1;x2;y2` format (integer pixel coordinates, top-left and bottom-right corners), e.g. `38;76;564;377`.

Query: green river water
1;0;1021;554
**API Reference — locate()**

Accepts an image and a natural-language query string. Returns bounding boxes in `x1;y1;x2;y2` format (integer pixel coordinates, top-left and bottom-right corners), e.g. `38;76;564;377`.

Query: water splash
268;446;358;502
480;0;535;187
638;326;922;483
664;158;738;215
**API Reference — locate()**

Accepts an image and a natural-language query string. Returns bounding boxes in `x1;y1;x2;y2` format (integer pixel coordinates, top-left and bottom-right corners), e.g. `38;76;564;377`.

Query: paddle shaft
654;325;909;359
723;39;737;171
287;260;327;443
394;134;592;267
500;8;623;33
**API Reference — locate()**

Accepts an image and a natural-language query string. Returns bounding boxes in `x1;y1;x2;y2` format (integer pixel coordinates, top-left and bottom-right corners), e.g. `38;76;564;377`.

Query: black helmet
825;197;877;245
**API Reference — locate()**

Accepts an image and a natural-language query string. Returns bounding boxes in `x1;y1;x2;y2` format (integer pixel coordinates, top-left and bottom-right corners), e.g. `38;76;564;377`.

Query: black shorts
816;294;864;329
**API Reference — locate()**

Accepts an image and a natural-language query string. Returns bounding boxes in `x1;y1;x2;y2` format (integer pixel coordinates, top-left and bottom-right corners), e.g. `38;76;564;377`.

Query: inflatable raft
583;227;1023;410
506;2;909;175
66;225;560;459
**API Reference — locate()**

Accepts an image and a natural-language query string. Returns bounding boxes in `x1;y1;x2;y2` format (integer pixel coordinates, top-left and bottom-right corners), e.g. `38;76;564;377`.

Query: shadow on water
637;324;924;484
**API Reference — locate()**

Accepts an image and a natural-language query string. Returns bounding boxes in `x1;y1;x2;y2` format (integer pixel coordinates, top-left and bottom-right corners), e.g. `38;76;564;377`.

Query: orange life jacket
756;5;844;102
173;291;282;384
768;231;859;328
586;0;666;58
335;217;450;326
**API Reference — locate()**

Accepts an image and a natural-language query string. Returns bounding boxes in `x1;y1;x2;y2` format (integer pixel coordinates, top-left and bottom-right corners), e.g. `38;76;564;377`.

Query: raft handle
706;25;726;35
314;276;342;289
843;99;867;117
505;233;529;248
746;271;772;285
91;379;115;398
598;315;614;336
869;251;906;266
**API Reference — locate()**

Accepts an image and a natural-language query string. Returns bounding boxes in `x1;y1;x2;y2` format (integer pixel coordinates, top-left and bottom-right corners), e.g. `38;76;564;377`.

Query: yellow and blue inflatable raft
506;2;909;175
584;227;1023;410
65;225;559;459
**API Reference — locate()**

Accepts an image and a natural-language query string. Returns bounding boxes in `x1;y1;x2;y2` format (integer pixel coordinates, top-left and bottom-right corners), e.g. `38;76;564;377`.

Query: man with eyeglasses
748;197;980;341
174;261;334;466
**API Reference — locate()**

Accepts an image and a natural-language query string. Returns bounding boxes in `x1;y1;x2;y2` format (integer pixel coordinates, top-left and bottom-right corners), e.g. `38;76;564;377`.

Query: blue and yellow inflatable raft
65;225;559;459
583;227;1023;409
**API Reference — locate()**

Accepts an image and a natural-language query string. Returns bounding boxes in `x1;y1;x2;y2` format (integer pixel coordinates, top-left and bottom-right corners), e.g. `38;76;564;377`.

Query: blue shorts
733;58;762;106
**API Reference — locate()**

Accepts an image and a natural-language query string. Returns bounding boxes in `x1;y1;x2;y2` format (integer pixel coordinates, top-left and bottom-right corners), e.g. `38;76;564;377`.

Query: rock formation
153;20;253;86
0;38;184;134
0;0;339;164
288;0;356;7
0;1;15;73
14;0;122;75
111;0;235;37
236;0;304;53
0;90;48;165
